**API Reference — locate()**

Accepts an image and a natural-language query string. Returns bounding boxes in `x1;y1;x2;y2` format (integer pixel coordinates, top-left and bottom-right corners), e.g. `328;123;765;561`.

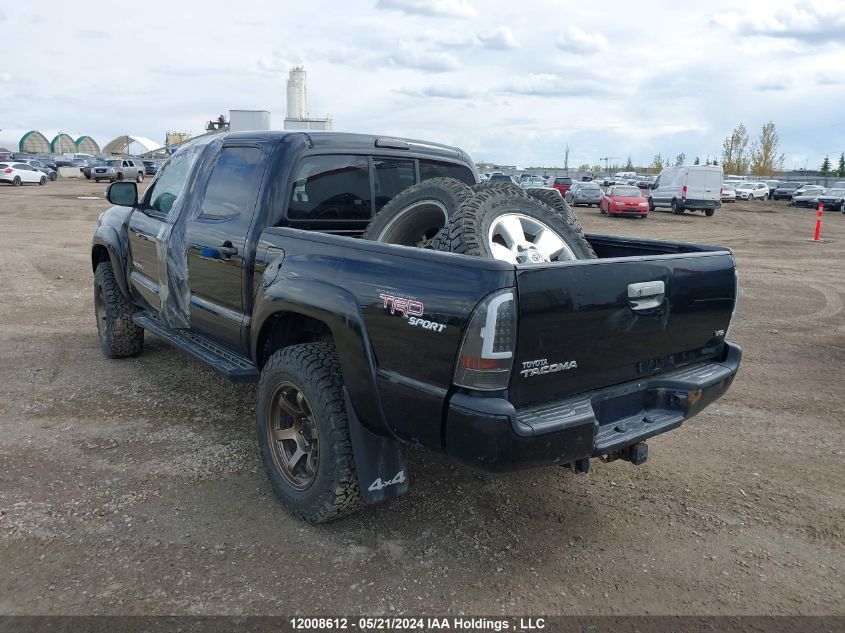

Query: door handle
218;242;238;259
628;280;665;311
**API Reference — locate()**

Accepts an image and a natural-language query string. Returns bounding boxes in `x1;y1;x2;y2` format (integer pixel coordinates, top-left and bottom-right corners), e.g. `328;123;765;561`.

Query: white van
648;165;723;216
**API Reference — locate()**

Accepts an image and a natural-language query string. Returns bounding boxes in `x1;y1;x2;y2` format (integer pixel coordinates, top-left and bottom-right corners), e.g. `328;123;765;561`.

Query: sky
1;0;843;169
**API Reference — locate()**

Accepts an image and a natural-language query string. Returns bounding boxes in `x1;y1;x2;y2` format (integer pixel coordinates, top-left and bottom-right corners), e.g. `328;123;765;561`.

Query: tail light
454;289;517;391
3;167;12;173
682;185;687;200
720;188;725;196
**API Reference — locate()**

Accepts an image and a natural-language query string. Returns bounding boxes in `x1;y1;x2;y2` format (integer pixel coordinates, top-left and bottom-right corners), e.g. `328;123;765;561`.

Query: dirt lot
0;178;843;616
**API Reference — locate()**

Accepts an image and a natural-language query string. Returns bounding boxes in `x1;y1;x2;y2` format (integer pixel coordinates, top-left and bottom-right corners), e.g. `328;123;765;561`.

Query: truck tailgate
510;251;736;408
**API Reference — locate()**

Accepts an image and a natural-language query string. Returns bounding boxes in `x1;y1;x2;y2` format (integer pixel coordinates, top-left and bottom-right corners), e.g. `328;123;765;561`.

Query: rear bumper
445;342;741;472
681;198;721;210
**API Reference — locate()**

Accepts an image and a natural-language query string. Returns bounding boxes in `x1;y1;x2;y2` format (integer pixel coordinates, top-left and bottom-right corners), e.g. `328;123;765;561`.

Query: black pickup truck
92;131;741;523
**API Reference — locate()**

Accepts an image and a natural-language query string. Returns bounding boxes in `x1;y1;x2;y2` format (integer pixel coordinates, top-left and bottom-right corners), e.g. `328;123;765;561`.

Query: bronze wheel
267;382;319;490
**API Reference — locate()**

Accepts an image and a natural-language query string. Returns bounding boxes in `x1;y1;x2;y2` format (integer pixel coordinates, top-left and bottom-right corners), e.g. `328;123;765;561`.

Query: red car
600;185;649;218
547;175;573;196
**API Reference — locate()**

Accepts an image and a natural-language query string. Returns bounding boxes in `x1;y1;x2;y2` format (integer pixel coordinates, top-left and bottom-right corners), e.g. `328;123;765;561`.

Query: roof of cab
219;130;467;161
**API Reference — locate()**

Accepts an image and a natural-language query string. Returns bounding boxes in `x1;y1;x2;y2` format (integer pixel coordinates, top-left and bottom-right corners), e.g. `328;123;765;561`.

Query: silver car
90;158;145;183
565;181;603;207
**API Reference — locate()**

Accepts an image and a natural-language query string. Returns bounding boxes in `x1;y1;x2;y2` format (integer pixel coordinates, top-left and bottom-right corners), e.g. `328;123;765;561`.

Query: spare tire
433;189;596;263
363;177;472;247
472;180;527;197
524;187;595;257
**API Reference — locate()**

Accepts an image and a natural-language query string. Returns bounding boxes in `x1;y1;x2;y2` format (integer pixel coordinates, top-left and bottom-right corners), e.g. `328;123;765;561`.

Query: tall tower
286;67;307;120
284;66;333;131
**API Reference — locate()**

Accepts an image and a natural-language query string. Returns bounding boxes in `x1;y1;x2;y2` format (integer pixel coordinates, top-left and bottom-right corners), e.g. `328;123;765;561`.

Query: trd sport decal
379;293;446;333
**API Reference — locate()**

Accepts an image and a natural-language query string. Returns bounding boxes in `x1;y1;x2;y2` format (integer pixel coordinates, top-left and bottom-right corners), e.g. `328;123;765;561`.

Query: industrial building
283;67;333;131
0;128;104;155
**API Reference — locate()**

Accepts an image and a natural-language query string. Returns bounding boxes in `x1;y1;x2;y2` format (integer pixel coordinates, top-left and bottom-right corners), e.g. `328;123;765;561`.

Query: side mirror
106;181;138;207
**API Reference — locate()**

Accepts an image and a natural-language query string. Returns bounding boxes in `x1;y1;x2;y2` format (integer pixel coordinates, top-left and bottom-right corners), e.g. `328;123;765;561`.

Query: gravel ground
0;178;843;615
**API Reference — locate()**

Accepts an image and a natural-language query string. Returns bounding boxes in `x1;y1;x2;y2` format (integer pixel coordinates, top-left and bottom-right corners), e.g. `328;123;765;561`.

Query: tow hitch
600;441;649;466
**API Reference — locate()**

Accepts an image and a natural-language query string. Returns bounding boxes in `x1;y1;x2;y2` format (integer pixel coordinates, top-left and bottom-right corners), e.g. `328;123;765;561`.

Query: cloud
396;85;474;99
712;2;845;43
387;45;460;72
0;72;11;82
477;26;519;50
555;26;608;55
499;73;606;97
376;0;477;19
756;80;786;91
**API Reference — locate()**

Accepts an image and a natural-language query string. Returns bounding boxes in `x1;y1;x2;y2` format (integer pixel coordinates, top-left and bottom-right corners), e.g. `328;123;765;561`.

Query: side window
419;159;475;185
144;150;195;215
199;147;264;219
288;155;371;221
373;158;415;212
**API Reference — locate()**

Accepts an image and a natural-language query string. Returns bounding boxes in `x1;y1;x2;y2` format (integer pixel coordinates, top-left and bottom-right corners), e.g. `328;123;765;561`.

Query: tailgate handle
628;281;665;311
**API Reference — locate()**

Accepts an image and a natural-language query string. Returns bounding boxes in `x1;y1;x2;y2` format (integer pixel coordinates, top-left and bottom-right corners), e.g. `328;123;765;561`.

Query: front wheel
49;172;57;181
39;176;46;185
257;343;362;523
648;197;655;212
762;193;769;201
94;262;144;358
136;171;144;183
671;199;683;214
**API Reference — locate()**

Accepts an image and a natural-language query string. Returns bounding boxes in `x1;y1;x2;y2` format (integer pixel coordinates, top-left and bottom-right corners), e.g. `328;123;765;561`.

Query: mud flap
343;389;409;504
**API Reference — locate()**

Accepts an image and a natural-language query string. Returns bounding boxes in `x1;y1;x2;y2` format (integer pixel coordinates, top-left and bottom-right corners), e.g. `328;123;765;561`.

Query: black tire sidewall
363;177;471;246
256;344;360;522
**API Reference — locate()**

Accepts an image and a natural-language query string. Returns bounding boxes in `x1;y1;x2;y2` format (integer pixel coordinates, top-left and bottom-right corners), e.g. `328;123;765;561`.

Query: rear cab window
284;153;475;225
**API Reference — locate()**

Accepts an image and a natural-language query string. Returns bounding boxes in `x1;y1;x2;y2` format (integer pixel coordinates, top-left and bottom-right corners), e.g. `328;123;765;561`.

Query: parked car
488;173;514;184
566;181;603;207
600;185;649;217
91;130;740;523
721;183;737;203
817;188;845;212
600;176;618;186
792;187;825;208
772;182;804;200
519;176;547;190
636;176;655;189
90;158;146;183
0;162;49;186
793;184;824;198
648;165;723;215
734;181;770;201
36;156;58;171
18;158;58;181
52;155;74;168
547;175;573;195
765;180;781;195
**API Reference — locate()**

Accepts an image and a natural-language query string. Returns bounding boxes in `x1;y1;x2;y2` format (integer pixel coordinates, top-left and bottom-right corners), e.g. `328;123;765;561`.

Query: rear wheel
648;197;655;212
116;172;124;181
762;193;769;201
705;209;715;217
49;172;57;181
257;343;362;523
12;176;21;187
136;171;144;183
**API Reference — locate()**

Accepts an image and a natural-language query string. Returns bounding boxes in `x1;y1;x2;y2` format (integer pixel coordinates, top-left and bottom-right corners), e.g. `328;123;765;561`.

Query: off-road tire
363;177;472;247
94;261;144;358
257;343;362;523
524;187;587;234
433;188;595;261
472;180;528;197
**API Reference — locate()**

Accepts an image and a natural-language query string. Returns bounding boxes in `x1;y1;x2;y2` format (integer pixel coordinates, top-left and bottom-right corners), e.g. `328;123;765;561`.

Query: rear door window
199;147;264;219
419;159;474;185
288;155;372;221
373;158;416;212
